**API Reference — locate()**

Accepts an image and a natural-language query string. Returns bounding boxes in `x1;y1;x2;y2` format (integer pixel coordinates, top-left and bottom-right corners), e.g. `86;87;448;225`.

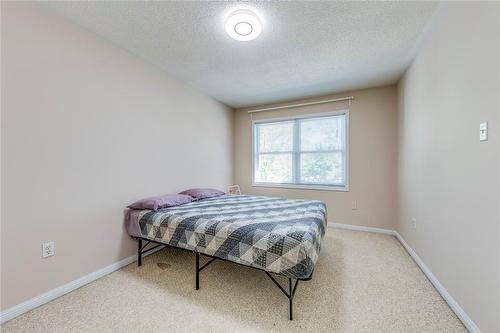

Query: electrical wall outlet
42;241;55;258
351;200;358;210
411;218;417;229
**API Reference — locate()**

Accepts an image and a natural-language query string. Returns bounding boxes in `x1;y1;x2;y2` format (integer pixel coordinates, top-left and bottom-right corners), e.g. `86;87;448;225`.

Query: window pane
300;116;345;151
257;121;293;152
299;152;344;185
255;153;293;183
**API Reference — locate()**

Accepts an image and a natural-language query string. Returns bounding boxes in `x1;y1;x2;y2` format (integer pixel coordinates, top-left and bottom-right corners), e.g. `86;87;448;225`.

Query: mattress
127;194;327;279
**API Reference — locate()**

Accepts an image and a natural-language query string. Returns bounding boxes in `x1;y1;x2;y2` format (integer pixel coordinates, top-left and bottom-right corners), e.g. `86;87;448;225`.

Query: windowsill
252;183;349;192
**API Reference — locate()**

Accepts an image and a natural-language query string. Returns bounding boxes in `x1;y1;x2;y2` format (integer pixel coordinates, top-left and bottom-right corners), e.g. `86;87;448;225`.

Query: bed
127;194;327;319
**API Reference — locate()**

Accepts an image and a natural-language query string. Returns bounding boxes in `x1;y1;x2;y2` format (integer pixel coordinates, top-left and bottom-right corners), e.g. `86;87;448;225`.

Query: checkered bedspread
137;194;327;279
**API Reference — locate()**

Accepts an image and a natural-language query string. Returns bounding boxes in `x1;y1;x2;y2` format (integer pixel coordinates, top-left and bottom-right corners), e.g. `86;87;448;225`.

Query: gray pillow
127;194;193;211
178;188;225;200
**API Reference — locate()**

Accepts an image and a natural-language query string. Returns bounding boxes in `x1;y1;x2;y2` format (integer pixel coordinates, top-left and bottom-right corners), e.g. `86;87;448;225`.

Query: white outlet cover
42;241;55;258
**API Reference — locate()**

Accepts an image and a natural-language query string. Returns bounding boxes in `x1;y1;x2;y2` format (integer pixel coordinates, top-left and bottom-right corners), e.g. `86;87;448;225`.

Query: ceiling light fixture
225;9;262;41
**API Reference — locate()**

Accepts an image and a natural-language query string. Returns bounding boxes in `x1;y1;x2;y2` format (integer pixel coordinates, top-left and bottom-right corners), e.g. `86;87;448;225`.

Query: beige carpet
2;229;466;332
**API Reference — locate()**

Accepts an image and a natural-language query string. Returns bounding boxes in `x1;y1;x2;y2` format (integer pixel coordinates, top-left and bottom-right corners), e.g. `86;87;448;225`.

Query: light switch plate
479;122;488;141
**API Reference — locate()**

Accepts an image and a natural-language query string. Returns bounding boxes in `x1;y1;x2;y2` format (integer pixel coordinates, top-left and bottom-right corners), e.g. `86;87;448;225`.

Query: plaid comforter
137;194;327;279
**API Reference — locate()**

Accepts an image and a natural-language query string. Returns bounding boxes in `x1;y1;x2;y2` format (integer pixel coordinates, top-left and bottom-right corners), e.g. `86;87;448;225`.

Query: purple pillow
127;194;193;211
178;188;225;200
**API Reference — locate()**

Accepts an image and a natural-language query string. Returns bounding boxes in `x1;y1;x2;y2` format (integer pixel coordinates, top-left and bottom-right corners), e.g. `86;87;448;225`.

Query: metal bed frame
137;237;313;320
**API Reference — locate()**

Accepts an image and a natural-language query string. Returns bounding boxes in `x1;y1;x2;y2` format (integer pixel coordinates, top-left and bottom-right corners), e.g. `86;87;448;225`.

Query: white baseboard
329;222;480;333
328;222;396;236
393;232;481;333
0;245;164;324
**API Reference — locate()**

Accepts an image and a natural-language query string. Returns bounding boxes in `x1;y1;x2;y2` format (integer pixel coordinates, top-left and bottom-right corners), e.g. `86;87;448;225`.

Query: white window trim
252;110;350;192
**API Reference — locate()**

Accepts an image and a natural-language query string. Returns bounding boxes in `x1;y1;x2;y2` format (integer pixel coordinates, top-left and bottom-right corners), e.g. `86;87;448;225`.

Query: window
253;111;348;191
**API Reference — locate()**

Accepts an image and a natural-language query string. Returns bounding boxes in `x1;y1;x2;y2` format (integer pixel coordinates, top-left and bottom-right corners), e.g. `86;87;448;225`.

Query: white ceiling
44;1;438;108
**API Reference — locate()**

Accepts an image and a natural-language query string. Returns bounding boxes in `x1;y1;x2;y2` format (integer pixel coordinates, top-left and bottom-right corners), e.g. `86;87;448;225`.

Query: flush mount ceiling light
225;9;262;41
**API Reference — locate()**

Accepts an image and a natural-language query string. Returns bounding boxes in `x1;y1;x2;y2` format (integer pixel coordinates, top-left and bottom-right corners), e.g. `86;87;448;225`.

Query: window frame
252;110;349;192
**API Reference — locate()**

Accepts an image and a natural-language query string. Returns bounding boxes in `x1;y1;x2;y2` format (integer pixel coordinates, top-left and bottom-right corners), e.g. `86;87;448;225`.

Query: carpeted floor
2;229;466;332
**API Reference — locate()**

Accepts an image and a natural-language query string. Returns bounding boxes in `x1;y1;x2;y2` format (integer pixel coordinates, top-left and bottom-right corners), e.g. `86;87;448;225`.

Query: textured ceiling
44;1;438;108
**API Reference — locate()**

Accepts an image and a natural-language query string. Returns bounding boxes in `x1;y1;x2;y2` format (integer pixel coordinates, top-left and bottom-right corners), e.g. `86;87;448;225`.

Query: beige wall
234;85;398;229
397;3;500;332
1;2;232;310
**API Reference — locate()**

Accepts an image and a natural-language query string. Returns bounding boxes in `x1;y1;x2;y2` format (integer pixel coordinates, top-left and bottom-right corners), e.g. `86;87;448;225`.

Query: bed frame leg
195;252;200;290
289;278;293;320
137;238;142;267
